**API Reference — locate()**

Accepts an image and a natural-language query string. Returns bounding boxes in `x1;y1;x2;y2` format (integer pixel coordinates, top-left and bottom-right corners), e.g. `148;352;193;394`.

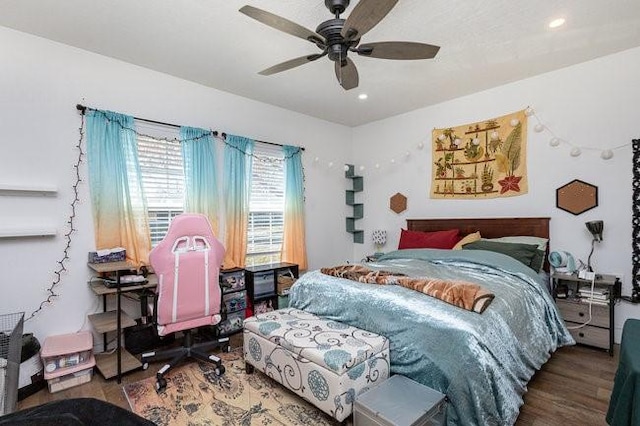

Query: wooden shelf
88;310;136;334
87;261;135;274
94;348;141;380
0;184;57;196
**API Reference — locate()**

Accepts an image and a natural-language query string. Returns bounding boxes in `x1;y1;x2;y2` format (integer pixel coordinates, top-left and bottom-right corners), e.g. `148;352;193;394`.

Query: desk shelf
94;349;142;380
88;310;136;334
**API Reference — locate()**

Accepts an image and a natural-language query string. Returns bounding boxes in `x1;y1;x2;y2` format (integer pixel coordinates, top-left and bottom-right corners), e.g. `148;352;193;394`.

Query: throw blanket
321;264;494;313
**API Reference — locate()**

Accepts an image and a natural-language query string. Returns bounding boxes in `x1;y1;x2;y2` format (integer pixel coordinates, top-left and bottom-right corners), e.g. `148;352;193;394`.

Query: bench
243;308;390;422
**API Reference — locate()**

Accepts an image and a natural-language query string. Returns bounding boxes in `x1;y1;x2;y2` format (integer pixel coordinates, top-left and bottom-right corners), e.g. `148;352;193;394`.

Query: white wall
0;27;353;342
351;46;640;342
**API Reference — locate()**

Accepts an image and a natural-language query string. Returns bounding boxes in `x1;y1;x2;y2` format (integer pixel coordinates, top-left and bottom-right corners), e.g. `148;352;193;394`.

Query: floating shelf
0;228;57;238
345;164;364;244
0;184;58;196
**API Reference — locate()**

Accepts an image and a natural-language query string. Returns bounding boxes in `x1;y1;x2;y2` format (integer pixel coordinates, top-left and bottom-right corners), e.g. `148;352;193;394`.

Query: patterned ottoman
243;308;390;422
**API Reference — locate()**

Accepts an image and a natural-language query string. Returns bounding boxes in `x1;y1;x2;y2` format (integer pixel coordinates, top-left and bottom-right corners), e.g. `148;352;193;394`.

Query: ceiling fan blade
341;0;399;40
240;5;325;45
335;58;359;90
357;41;440;60
259;53;326;76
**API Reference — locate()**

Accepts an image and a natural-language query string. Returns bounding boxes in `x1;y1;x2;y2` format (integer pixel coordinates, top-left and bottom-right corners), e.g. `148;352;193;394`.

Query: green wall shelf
345;164;364;243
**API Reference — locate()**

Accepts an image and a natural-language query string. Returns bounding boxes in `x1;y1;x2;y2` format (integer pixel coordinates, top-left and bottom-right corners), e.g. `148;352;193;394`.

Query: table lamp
585;220;603;272
372;230;387;254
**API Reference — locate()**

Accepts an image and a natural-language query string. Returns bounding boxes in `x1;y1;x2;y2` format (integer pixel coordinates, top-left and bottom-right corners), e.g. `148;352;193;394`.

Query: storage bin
41;331;93;379
253;271;275;297
47;366;94;393
354;374;447;426
221;270;245;293
218;311;245;335
223;291;247;313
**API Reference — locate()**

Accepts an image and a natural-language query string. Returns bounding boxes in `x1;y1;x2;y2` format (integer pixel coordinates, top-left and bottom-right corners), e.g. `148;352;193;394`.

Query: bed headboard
406;217;551;272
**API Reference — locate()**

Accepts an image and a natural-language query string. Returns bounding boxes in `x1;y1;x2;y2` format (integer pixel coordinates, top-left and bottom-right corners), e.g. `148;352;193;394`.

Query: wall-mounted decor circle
556;179;598;215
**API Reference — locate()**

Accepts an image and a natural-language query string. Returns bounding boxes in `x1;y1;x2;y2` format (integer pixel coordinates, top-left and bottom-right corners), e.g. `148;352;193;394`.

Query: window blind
137;135;184;246
247;144;285;265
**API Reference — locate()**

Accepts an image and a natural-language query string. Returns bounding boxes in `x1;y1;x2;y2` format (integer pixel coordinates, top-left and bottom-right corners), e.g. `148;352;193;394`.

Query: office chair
141;213;230;392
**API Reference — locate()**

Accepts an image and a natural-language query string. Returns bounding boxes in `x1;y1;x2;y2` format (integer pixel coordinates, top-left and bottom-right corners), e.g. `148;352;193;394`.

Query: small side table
354;374;447;425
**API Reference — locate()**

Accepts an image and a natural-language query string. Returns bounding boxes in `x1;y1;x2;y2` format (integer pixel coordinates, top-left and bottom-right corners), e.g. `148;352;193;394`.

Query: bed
288;217;574;426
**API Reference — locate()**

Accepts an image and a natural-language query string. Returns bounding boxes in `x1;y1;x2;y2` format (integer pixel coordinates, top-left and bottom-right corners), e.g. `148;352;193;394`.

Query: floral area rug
123;349;337;426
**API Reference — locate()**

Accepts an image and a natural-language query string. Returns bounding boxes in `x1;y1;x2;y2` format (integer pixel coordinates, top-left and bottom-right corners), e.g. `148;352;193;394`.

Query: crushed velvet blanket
290;249;574;426
320;264;494;313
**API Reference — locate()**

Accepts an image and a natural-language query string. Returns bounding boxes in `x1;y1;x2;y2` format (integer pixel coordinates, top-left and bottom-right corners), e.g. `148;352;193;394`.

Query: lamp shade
585;220;604;241
372;230;387;247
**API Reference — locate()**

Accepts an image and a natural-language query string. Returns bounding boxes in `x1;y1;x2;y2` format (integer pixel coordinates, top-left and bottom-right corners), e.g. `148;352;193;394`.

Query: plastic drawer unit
354;374;447;426
41;331;95;393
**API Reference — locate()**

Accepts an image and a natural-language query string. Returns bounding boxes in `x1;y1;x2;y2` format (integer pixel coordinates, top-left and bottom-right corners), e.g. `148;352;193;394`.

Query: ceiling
2;0;640;127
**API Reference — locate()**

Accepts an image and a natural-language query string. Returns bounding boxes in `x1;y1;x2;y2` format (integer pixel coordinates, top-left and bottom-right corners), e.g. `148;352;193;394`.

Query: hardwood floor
17;341;618;425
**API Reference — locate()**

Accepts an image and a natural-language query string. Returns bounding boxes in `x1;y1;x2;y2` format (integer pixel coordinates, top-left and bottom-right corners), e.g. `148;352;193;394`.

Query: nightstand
551;272;621;355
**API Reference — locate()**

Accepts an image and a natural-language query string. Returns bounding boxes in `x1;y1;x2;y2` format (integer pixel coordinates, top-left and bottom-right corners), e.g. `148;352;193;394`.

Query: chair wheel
142;362;149;370
223;344;231;353
155;378;167;393
245;363;255;374
215;365;225;376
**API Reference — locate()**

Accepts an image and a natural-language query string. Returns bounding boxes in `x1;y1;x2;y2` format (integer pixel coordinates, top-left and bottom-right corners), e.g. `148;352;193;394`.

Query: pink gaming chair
141;214;229;392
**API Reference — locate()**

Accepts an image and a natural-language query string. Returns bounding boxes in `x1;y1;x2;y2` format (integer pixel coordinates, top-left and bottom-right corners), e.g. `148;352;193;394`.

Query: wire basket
0;312;24;416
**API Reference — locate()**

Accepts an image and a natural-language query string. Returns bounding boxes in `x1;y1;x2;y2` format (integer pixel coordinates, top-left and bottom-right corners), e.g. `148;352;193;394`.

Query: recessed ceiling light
358;93;368;100
548;18;565;28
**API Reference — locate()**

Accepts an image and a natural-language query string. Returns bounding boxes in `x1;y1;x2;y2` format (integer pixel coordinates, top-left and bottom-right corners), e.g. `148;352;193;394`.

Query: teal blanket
289;249;574;426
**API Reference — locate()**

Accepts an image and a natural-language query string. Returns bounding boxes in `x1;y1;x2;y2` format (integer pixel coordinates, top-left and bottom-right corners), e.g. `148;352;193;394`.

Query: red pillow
398;228;461;250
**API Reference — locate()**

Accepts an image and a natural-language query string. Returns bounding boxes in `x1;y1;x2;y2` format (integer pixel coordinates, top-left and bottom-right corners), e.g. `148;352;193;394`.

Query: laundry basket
0;312;24;416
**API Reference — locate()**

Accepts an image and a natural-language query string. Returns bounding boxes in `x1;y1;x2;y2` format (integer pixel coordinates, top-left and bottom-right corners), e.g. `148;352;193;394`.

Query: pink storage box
41;331;95;381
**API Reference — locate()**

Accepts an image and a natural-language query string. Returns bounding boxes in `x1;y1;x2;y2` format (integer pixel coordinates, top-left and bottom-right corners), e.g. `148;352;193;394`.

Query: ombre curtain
180;126;219;234
281;146;307;270
223;134;254;268
86;110;151;266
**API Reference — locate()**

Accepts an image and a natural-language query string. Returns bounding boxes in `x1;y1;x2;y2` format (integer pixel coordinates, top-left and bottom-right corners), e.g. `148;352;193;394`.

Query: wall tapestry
431;109;528;199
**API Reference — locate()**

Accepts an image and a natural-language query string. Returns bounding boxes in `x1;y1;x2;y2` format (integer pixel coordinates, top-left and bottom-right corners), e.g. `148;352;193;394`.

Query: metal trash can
0;312;24;416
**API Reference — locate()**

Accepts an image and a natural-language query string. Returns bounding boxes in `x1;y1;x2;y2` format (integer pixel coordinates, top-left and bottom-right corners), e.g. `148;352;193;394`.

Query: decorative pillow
483;236;549;272
485;236;548;251
453;231;481;250
398;228;461;250
462;240;539;269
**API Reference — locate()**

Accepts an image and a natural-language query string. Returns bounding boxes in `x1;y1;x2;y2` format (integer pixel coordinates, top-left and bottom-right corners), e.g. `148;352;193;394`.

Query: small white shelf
0;184;58;196
0;228;57;238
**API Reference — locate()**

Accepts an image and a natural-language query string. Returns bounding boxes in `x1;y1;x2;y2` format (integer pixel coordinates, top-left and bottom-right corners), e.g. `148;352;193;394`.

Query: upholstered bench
243;308;390;422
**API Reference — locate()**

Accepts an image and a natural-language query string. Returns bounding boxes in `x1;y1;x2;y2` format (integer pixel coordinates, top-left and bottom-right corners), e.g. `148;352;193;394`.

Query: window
246;144;285;266
137;135;184;246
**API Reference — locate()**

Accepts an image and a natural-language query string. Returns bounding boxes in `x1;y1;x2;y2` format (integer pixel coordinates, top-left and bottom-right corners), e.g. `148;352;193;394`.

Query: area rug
123;349;336;426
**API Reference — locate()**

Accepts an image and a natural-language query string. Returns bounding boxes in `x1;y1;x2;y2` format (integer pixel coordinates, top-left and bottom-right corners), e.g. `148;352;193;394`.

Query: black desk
607;319;640;425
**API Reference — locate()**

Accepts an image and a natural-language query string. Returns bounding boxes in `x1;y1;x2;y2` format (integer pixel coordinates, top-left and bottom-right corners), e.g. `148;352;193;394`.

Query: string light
87;108;302;162
526;106;630;160
27;114;85;321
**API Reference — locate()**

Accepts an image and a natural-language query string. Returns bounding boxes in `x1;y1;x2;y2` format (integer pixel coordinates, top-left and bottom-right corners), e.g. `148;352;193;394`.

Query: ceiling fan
239;0;440;90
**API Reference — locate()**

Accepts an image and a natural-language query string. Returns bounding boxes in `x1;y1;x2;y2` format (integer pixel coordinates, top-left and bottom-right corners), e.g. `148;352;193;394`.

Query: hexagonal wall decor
556;179;598;215
390;193;407;214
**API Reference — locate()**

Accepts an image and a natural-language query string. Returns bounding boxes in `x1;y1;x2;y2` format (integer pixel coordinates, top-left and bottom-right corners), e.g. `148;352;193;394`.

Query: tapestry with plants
431;109;528;199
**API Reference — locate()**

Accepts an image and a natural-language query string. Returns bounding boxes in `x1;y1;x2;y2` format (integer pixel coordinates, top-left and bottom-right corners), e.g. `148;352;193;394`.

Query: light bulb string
528;106;630;154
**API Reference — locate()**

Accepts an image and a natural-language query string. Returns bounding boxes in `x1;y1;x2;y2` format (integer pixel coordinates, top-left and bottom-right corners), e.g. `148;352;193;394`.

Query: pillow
483;236;549;272
529;249;546;272
452;231;481;250
485;236;548;251
462;240;539;269
398;228;461;250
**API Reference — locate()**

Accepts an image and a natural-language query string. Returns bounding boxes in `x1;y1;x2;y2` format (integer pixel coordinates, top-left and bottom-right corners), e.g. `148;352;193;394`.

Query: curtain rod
76;104;305;151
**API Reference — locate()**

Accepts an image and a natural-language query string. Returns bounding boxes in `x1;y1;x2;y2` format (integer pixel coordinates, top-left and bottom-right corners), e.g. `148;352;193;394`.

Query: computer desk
88;261;157;383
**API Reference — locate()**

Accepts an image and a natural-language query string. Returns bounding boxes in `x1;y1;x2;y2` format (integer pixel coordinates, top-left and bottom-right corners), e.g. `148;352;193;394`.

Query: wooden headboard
406;217;551;271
